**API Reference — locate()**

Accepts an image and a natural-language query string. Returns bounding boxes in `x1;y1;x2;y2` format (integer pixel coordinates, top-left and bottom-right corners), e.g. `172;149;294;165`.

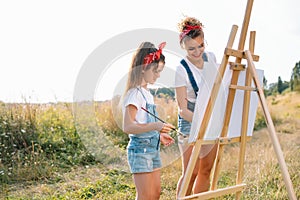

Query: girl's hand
160;123;175;134
160;133;175;147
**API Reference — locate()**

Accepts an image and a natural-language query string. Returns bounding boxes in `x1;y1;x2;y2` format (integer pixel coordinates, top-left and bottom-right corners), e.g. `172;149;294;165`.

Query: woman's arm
123;104;166;134
176;86;194;122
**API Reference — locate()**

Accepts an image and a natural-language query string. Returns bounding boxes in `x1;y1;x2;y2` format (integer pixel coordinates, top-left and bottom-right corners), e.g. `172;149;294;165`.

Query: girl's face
182;36;205;63
142;61;164;86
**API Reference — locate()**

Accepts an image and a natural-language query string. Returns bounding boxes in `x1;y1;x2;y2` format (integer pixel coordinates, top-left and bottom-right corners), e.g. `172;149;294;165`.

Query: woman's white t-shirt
122;87;154;124
175;51;217;103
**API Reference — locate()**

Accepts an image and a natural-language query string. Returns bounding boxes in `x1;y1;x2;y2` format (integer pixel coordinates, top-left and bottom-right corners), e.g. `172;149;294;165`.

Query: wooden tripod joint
229;84;258;92
224;48;260;62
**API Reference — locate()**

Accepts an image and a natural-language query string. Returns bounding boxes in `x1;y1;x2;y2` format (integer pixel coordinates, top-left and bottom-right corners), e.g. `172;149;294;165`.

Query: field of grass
1;92;299;199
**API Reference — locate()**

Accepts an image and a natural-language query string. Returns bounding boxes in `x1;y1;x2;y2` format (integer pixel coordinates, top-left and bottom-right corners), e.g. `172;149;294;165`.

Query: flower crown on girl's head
143;42;166;65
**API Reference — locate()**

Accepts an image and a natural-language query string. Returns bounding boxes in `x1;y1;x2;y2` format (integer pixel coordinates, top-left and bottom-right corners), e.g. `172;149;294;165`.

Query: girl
175;16;219;196
122;41;175;200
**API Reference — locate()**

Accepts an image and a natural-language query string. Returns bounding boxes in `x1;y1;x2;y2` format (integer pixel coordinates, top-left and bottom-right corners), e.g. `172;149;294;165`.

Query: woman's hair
178;16;204;45
124;42;165;94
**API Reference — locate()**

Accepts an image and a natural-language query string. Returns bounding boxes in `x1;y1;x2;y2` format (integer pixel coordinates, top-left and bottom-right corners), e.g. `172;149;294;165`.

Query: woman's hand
160;133;175;147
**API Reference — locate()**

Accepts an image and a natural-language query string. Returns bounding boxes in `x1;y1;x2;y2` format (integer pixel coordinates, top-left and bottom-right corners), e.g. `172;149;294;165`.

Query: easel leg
245;50;297;200
178;141;202;198
211;70;241;192
235;65;252;200
236;30;256;200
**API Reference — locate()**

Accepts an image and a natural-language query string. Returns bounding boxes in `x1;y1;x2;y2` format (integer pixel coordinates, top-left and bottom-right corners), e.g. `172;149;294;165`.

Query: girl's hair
124;42;165;94
178;16;204;45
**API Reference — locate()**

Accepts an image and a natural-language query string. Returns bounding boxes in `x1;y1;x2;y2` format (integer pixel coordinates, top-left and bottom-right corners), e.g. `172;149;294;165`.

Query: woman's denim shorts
127;134;161;173
178;116;192;135
178;100;195;135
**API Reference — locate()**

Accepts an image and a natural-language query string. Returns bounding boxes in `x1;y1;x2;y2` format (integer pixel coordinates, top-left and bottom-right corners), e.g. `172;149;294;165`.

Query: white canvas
188;62;264;143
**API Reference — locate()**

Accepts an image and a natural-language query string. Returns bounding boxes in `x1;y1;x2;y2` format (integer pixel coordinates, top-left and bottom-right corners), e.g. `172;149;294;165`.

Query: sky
1;0;299;103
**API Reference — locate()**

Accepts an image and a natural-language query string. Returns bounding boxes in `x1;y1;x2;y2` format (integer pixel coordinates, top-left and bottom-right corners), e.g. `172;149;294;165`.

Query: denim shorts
127;135;161;173
178;100;195;135
178;116;192;135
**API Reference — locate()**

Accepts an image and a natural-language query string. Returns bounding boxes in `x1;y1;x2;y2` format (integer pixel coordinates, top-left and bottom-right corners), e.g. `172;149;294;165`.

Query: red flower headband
143;42;166;65
179;25;202;41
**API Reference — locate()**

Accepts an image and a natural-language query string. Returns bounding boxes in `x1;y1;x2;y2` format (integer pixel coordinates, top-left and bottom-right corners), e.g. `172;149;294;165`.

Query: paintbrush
141;107;185;136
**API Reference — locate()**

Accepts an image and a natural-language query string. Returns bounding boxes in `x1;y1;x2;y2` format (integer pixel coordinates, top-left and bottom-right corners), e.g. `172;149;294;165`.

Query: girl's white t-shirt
175;51;217;103
122;87;154;124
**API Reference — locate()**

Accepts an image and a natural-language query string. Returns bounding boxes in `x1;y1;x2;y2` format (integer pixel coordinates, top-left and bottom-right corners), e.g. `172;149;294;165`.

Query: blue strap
202;52;208;62
180;59;199;97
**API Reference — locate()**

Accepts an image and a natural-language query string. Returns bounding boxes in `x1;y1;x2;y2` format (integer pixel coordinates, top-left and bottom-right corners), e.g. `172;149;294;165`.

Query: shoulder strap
180;59;199;97
202;52;208;62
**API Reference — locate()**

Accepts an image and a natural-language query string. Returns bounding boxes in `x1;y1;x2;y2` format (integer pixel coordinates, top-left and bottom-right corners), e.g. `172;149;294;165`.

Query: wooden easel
177;0;297;199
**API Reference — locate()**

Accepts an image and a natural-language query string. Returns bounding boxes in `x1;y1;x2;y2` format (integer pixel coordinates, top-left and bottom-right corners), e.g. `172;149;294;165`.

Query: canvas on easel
177;0;297;199
188;62;264;143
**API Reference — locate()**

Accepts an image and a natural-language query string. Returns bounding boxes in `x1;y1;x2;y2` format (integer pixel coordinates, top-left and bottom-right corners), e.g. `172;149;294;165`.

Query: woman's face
182;36;205;63
143;61;164;85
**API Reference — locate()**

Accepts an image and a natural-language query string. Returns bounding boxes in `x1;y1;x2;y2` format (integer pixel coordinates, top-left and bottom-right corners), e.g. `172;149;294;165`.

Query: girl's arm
176;86;194;122
123;104;166;134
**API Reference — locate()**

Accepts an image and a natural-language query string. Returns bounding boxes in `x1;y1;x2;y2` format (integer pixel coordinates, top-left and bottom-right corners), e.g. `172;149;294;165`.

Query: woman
122;41;175;200
175;16;219;196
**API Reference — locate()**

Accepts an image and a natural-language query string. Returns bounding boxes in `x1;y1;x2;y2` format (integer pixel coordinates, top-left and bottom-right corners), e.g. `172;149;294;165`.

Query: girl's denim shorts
127;134;161;173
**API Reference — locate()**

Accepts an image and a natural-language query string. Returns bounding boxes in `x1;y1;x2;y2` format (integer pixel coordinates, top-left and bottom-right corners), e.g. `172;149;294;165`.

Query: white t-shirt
175;51;217;103
122;87;154;124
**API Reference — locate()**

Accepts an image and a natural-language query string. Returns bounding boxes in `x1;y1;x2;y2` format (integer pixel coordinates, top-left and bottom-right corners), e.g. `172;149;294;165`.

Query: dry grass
2;92;300;199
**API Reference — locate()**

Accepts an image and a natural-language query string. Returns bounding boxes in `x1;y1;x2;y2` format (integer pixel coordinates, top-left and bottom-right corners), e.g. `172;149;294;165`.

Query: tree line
265;60;300;96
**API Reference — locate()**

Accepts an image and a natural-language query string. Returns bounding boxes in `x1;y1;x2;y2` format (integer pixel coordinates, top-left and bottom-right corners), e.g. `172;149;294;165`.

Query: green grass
1;92;300;199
